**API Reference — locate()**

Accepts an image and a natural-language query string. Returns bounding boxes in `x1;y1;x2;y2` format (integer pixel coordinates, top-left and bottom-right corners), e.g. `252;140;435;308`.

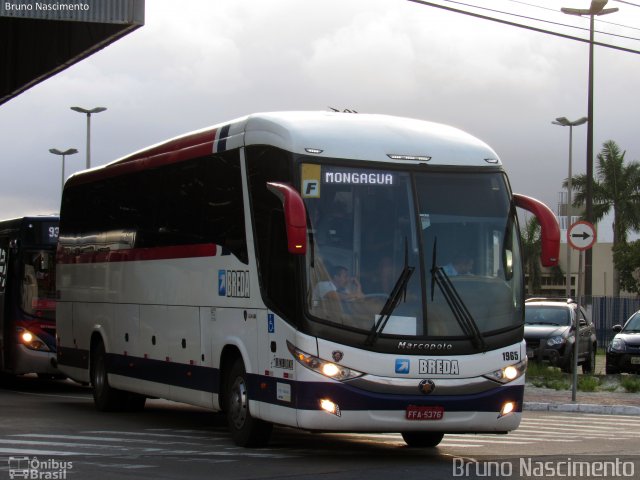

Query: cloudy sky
1;0;639;234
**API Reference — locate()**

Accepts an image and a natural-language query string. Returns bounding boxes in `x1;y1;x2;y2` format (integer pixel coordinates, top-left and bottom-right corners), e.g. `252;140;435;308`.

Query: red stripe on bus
57;243;217;264
66;132;217;188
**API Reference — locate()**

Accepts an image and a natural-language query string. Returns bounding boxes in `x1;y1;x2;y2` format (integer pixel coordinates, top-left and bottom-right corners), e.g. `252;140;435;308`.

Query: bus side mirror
266;182;308;255
513;193;560;267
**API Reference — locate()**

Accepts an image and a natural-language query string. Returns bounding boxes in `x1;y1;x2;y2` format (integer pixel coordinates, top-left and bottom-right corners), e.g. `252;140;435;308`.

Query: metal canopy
0;0;145;106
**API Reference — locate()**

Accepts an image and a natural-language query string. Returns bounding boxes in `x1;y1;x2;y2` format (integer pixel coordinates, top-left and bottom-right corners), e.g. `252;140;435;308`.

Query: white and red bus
0;216;60;378
56;112;559;447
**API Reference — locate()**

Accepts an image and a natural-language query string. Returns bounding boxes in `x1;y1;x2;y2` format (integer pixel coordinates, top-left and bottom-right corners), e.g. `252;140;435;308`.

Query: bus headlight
17;328;50;351
287;341;364;381
483;357;527;384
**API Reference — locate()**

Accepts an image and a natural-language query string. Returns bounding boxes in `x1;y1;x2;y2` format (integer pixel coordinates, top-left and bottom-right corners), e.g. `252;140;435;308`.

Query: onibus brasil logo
8;456;73;479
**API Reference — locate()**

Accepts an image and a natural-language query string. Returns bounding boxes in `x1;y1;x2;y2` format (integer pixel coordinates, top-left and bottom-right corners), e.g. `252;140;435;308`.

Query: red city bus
0;216;60;379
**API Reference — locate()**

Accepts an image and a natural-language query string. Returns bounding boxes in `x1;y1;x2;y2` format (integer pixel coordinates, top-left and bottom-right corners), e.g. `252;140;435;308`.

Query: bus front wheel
401;431;444;448
225;358;272;447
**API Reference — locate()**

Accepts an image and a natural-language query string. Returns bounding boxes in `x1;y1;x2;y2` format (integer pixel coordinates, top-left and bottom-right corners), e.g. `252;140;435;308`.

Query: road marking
9;390;91;400
0;448;97;456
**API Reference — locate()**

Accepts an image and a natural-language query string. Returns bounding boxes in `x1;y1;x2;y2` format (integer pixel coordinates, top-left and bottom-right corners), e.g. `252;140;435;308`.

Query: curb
524;401;640;416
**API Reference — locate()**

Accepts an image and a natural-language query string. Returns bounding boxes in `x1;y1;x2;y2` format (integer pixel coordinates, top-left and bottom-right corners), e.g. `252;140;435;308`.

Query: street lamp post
560;0;618;297
49;148;78;195
552;116;588;298
70;106;107;169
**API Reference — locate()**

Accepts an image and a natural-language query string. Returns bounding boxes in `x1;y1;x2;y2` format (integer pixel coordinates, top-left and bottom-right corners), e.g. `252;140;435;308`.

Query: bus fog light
320;399;341;417
499;401;515;418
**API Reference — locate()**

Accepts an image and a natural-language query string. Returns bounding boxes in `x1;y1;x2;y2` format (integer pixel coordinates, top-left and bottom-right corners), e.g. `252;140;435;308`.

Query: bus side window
246;146;298;322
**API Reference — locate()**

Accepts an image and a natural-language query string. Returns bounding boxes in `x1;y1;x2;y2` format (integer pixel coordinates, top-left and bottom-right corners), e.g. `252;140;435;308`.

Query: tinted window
246;146;298;321
525;306;571;326
0;247;6;291
60;152;248;263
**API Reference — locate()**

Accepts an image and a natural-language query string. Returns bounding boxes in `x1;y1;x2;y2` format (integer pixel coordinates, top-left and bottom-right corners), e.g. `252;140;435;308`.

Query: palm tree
521;216;541;295
564;140;640;296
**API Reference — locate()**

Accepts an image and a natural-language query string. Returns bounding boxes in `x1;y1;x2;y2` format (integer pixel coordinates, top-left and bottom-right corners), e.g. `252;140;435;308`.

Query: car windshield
21;250;56;319
302;162;522;342
623;313;640;332
524;306;570;326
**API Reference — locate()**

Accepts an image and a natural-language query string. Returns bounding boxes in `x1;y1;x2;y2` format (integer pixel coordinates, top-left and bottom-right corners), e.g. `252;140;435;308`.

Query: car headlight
287;341;364;381
609;338;626;352
546;336;565;347
484;357;527;384
17;327;50;351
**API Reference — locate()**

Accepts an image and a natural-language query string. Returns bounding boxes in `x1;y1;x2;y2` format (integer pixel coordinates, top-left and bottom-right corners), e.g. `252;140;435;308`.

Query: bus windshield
303;163;522;341
21;250;56;319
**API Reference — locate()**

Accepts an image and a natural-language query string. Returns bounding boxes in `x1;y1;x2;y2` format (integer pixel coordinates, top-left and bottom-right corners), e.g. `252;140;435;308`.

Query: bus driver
313;265;364;302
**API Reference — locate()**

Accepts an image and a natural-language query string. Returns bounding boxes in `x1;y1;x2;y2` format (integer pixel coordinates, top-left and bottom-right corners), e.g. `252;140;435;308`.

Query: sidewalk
524;385;640;416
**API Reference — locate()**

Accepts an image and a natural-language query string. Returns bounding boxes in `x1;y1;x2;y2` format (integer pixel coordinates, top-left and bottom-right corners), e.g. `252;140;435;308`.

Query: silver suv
524;298;597;373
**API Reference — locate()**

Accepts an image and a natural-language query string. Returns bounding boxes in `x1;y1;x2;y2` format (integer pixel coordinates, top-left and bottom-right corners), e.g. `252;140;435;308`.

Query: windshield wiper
430;238;486;350
365;238;414;346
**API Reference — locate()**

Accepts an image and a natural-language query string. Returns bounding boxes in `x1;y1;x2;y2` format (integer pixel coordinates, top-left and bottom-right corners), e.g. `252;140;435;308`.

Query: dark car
524;298;597;373
606;310;640;374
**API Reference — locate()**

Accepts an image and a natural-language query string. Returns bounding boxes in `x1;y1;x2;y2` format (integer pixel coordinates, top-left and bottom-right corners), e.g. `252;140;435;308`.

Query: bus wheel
91;340;127;411
225;359;272;447
401;432;444;448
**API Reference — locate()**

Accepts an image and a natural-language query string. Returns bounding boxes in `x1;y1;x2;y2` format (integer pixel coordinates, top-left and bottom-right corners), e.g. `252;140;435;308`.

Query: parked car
524;298;597;373
606;310;640;374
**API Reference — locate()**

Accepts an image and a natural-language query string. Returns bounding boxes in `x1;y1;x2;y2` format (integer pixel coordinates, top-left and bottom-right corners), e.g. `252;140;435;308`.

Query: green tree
564;140;640;296
613;241;640;295
521;216;541;295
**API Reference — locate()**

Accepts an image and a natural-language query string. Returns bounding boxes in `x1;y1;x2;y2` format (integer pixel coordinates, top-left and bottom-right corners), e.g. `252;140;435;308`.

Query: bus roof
67;112;502;187
0;215;59;229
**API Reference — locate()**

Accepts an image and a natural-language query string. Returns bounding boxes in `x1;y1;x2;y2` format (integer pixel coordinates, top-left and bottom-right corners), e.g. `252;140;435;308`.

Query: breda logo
419;359;460;375
218;270;250;298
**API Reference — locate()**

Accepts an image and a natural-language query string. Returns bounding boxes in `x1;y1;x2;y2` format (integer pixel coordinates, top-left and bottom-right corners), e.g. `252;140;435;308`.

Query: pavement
523;384;640;416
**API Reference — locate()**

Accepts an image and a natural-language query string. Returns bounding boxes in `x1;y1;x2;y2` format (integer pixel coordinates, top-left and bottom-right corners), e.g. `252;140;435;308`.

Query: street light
49;148;78;195
560;0;618;297
70;106;107;169
552;116;588;298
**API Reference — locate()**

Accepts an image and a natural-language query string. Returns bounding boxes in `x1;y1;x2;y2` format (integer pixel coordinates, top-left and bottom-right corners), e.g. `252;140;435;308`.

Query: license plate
527;349;534;359
406;405;444;420
631;357;640;365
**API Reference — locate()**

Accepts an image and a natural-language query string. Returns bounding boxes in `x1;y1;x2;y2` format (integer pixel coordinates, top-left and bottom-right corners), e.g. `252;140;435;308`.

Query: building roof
0;0;144;105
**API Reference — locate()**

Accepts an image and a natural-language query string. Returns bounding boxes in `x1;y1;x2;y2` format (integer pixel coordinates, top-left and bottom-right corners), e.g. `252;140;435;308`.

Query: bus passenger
443;253;474;276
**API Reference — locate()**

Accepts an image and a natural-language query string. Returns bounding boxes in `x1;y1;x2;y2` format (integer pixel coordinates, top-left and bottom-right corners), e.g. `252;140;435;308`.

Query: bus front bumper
13;344;59;375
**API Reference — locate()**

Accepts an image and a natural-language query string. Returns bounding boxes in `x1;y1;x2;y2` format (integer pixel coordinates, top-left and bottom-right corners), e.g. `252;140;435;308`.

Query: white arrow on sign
567;221;596;251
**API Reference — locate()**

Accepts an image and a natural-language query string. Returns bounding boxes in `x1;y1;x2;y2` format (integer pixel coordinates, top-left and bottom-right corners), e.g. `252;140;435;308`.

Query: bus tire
91;340;127;411
225;358;272;447
401;431;444;448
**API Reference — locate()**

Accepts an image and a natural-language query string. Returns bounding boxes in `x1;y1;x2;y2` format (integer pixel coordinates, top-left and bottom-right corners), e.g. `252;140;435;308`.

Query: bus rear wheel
91;340;145;412
401;431;444;448
225;358;272;447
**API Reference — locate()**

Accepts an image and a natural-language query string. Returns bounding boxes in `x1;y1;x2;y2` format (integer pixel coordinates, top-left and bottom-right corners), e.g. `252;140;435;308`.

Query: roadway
1;375;638;480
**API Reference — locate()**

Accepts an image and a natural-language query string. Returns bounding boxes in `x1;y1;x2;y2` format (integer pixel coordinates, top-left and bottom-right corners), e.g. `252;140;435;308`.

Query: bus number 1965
502;351;519;361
